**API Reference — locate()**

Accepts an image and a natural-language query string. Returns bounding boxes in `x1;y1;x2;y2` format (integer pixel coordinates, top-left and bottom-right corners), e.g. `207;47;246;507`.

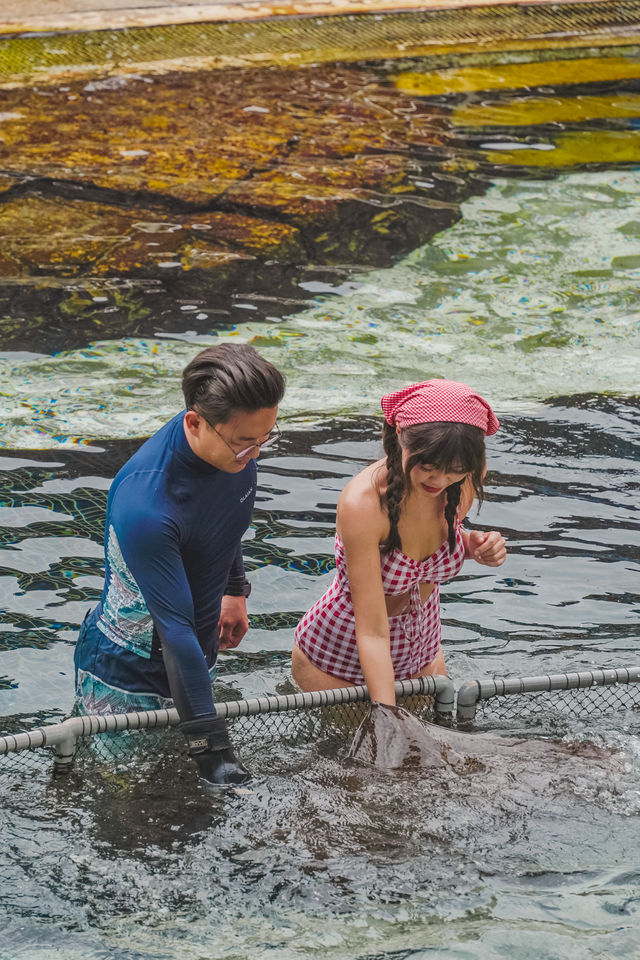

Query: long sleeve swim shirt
90;412;256;727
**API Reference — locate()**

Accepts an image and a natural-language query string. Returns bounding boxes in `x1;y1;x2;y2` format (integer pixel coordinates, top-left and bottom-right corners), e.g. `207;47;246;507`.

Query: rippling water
1;168;640;446
1;398;639;958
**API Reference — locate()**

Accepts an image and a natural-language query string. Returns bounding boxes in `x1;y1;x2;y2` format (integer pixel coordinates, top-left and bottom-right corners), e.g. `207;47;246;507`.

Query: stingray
347;702;621;774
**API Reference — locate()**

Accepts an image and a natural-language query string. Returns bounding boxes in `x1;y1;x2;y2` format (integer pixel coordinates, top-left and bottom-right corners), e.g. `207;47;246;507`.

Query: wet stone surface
0;65;451;258
3;51;640;353
0;62;486;350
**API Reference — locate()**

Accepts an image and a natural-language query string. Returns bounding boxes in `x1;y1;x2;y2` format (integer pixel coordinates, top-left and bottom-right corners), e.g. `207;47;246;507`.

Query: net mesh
0;689;436;775
474;680;640;736
0;678;443;768
3;2;640;84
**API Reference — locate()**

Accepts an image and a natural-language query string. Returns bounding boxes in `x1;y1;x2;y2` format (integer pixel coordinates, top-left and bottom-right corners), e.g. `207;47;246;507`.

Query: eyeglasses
209;420;281;461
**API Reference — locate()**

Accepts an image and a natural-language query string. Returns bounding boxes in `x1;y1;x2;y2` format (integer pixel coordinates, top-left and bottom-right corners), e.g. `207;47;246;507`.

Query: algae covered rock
0;62;454;348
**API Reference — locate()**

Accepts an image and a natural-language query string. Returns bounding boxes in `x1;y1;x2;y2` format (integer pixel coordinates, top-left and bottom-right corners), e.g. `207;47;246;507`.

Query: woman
292;379;506;706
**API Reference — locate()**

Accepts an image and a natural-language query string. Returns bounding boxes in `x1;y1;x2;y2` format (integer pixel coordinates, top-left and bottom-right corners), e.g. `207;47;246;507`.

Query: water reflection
0;397;638;729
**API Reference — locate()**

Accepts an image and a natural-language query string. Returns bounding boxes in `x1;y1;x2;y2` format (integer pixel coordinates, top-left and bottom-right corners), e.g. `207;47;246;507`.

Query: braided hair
380;421;406;554
379;420;487;555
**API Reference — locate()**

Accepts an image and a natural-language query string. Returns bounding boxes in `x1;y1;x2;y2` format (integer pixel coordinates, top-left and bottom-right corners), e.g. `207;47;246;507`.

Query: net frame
456;666;640;725
0;674;454;772
3;667;640;776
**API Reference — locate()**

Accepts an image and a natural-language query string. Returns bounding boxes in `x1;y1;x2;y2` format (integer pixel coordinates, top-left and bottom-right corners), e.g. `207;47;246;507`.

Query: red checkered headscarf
381;379;500;435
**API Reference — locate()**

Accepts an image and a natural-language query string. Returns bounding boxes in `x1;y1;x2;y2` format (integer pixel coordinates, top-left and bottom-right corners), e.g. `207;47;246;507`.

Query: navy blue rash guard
77;412;256;728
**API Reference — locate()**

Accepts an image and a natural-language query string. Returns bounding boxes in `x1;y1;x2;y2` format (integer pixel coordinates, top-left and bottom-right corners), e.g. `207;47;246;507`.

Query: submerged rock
0;63;448;218
0;62;461;348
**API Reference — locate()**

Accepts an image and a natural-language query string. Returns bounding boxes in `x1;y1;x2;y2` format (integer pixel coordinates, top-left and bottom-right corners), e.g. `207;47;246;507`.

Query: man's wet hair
182;343;285;424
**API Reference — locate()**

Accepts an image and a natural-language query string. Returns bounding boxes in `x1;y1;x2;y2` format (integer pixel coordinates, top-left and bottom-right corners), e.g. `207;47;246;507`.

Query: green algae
3;6;640;85
393;53;640;97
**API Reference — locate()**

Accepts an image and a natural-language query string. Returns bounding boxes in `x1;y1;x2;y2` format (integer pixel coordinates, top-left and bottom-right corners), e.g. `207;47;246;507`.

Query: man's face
184;406;279;472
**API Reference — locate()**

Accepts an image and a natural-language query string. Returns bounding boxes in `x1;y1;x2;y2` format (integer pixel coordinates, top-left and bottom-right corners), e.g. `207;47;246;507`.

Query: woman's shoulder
337;459;389;541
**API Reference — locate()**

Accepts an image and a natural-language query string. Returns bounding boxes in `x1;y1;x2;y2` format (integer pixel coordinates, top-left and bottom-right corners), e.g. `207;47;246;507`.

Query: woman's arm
337;485;397;706
458;474;507;566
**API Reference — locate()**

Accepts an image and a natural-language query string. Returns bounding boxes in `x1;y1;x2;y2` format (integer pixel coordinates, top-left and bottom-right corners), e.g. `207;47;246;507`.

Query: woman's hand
466;529;507;567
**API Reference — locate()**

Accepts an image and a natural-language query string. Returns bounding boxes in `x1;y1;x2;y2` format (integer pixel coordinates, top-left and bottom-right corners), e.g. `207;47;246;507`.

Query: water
1;46;640;960
1;400;639;958
2;168;640;446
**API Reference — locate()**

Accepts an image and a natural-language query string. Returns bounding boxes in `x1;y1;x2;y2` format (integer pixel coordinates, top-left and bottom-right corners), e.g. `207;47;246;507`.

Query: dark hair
182;343;285;424
379;420;486;554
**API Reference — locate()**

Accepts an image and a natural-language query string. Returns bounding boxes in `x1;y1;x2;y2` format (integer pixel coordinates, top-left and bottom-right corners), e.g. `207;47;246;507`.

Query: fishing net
0;677;446;775
459;667;640;739
473;675;640;736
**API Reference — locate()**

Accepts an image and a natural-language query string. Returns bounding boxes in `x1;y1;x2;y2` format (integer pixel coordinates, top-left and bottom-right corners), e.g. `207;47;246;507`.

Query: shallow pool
1;41;640;960
1;398;639;958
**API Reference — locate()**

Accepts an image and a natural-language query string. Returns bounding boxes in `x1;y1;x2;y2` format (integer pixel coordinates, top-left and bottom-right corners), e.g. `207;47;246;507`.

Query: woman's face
403;453;468;498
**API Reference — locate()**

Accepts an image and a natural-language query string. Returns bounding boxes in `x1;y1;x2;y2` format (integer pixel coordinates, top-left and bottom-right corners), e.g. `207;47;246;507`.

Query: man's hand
218;594;249;650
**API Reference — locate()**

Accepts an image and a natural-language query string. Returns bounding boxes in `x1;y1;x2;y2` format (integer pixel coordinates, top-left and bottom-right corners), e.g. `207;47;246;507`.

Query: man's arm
114;504;216;724
219;542;250;649
112;496;249;785
224;542;248;596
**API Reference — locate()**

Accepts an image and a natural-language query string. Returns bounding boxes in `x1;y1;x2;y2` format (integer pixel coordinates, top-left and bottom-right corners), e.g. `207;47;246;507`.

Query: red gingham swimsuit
294;520;466;684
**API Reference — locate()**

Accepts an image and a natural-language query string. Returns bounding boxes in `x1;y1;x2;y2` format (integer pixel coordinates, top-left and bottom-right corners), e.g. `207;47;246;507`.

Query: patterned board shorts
74;607;217;717
73;611;217;759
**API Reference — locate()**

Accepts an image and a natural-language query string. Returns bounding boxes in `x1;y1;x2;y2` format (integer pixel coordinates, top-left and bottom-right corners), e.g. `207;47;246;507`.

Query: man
74;343;285;786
